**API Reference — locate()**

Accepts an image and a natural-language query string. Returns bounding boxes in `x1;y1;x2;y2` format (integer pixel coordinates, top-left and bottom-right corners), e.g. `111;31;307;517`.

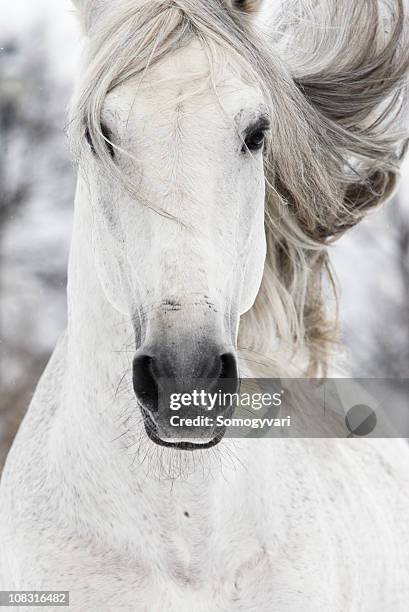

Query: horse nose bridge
141;294;223;332
160;295;220;315
133;291;238;364
150;238;224;300
160;299;233;345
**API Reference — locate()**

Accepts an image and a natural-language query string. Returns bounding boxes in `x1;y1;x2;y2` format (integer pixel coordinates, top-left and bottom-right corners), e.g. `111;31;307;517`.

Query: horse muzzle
132;344;239;450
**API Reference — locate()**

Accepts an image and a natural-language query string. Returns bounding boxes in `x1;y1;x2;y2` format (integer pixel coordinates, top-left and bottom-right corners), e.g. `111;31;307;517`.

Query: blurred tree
373;198;409;377
0;32;52;225
0;24;74;468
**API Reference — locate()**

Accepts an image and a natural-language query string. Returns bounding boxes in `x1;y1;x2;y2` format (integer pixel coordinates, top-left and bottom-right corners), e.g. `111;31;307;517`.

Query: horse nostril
132;354;159;413
210;352;239;399
219;352;238;380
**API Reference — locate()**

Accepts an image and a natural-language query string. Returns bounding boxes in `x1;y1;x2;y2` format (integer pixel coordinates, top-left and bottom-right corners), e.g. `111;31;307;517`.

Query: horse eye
85;126;95;153
242;129;267;153
85;123;115;159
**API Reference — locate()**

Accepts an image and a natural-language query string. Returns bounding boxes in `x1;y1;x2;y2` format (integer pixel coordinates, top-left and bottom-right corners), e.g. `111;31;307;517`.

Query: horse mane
69;0;409;377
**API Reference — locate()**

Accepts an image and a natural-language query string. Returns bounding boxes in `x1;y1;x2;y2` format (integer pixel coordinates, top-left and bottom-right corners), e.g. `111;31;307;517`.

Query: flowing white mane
70;0;409;376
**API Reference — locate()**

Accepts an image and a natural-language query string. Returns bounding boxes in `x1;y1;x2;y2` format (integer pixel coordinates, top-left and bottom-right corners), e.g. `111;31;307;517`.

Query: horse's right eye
85;127;95;154
85;123;115;159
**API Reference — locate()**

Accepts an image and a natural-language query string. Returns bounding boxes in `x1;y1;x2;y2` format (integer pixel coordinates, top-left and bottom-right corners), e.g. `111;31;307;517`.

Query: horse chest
102;546;276;612
142;522;276;610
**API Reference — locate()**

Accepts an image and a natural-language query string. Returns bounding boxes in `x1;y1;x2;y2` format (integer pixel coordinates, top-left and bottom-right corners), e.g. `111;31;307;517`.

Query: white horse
2;0;409;609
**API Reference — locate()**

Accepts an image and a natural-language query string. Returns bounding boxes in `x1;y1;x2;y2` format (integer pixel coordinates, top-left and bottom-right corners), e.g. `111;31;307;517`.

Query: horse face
85;41;268;448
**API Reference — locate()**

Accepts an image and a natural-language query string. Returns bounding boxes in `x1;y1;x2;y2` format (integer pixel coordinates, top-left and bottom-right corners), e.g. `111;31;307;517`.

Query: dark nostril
208;352;239;400
219;352;238;380
132;354;158;412
207;352;238;380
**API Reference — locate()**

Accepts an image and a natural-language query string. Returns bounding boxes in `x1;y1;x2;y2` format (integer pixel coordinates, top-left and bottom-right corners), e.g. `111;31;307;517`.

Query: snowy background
1;0;408;467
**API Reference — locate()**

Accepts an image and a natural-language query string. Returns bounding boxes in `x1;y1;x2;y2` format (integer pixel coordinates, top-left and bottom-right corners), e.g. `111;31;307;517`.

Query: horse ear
227;0;264;15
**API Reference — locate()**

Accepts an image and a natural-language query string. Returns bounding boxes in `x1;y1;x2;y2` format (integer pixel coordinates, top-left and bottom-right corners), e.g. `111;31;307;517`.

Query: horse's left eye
85;123;115;159
85;126;95;153
242;121;269;153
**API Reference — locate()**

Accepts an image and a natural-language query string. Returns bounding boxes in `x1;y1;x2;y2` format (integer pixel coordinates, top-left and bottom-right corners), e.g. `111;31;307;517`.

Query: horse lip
140;407;226;451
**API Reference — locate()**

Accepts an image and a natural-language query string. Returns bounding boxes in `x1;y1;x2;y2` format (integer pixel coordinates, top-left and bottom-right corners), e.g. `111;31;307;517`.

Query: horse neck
55;178;243;552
